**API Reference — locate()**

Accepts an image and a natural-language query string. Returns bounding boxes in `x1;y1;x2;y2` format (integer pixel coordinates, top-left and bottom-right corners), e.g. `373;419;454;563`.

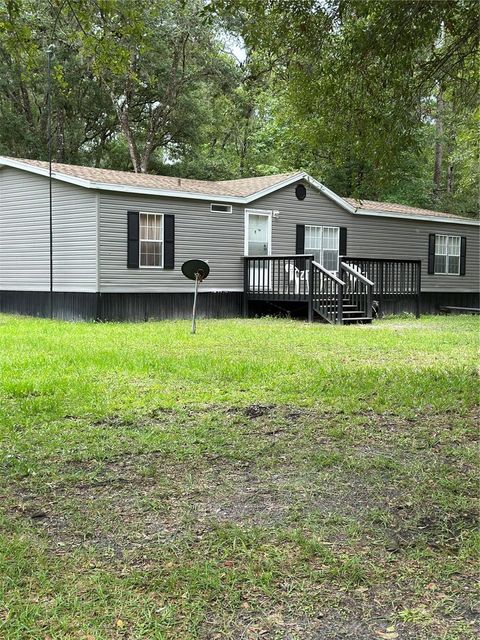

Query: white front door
245;210;272;291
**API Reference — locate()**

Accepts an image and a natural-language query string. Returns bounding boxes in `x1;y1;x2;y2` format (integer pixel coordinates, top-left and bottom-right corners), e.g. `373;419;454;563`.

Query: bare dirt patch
10;455;400;557
3;406;479;639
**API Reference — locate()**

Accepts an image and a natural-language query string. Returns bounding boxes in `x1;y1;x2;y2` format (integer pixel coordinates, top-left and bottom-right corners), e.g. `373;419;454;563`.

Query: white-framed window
140;212;163;268
434;234;460;275
211;203;232;213
305;225;340;271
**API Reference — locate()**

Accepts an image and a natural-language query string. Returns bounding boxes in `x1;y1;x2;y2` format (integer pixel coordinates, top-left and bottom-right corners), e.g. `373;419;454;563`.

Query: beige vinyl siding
0;167;97;292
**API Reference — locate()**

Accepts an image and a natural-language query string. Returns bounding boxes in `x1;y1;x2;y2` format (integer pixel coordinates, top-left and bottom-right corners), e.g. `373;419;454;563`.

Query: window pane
448;236;460;256
448;255;459;275
140;213;162;241
307;249;321;263
140;213;148;241
435;235;447;255
323;227;339;250
140;241;162;267
305;226;322;264
323;250;338;272
305;226;322;251
434;254;447;274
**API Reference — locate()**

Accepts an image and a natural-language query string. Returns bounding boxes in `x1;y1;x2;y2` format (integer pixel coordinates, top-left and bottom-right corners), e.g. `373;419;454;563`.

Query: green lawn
0;314;478;639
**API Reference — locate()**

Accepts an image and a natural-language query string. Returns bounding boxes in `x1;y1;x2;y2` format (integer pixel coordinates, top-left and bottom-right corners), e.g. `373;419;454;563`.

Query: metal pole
47;44;54;319
191;275;199;334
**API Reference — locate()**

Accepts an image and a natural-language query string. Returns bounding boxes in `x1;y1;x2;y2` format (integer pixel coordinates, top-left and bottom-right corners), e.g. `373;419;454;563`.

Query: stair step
342;310;364;316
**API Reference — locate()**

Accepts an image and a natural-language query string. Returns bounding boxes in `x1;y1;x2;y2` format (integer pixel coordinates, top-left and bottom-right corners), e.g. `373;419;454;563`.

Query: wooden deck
243;255;421;324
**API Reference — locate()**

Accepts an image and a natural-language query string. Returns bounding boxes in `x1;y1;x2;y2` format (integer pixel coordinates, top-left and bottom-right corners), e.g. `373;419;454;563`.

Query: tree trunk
446;164;454;193
433;88;444;199
114;100;142;173
239;106;253;174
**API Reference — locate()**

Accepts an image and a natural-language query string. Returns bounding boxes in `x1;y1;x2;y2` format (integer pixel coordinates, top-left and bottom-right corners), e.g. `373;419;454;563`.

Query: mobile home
0;157;478;322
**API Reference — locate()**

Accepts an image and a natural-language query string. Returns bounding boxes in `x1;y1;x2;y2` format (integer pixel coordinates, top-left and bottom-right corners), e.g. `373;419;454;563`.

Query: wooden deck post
378;262;384;317
307;257;314;322
415;261;421;318
243;257;249;318
337;282;344;325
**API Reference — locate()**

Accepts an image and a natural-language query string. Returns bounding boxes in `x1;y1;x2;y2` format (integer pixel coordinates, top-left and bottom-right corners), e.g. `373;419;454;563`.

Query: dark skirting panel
0;290;98;321
98;291;243;321
419;291;479;315
0;290;243;321
378;292;479;316
0;290;477;322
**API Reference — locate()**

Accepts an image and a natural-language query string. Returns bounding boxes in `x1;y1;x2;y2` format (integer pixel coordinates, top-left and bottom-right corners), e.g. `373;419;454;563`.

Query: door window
247;213;270;255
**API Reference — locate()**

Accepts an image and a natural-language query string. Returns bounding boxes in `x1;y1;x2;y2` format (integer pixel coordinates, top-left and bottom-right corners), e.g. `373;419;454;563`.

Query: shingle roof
5;157;298;198
1;156;477;224
344;197;472;222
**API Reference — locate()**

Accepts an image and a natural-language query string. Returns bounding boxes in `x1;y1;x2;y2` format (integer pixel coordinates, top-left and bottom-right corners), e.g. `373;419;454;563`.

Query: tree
59;0;237;173
0;0;242;173
0;0;116;163
213;0;479;215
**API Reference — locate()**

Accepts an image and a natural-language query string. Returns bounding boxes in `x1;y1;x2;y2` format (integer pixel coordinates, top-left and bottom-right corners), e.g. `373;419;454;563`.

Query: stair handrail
340;262;374;286
339;261;373;321
311;261;345;324
312;261;345;285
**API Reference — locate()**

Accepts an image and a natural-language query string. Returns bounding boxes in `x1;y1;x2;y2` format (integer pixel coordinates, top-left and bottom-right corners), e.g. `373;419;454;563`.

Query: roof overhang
0;156;478;226
350;207;478;226
0;156;306;204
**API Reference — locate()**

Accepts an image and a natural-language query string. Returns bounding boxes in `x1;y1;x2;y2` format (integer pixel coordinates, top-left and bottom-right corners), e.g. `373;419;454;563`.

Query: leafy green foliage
213;0;479;215
0;0;477;215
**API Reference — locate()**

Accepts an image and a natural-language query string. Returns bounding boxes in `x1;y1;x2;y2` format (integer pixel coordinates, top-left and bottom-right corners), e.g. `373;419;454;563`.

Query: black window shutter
460;236;467;276
428;234;436;274
127;211;139;268
296;225;305;254
164;214;175;269
339;227;347;256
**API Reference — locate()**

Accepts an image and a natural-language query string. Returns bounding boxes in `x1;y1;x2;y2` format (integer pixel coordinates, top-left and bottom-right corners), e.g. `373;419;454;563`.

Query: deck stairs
338;300;372;324
312;297;373;325
310;261;375;325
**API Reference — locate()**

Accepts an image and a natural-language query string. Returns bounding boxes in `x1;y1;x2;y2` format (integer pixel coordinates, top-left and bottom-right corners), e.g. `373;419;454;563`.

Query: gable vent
295;184;307;200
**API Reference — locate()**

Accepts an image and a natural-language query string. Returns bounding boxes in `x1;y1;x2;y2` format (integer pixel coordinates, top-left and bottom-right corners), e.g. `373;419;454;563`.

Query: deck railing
244;255;347;324
341;257;421;317
339;262;374;321
244;254;314;302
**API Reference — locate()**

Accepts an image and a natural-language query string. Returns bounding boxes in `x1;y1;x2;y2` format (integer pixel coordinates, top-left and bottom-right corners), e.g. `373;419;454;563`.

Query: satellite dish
181;259;210;334
181;259;210;282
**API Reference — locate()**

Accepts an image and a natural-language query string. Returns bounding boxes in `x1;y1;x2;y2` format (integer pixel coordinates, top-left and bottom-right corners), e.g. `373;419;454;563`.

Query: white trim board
1;156;478;226
99;287;245;293
352;208;477;227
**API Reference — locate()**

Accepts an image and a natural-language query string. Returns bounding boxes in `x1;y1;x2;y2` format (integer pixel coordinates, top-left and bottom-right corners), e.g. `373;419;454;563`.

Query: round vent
295;184;306;200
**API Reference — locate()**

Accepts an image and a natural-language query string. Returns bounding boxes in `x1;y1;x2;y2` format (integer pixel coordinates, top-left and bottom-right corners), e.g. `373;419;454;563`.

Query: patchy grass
0;314;478;639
